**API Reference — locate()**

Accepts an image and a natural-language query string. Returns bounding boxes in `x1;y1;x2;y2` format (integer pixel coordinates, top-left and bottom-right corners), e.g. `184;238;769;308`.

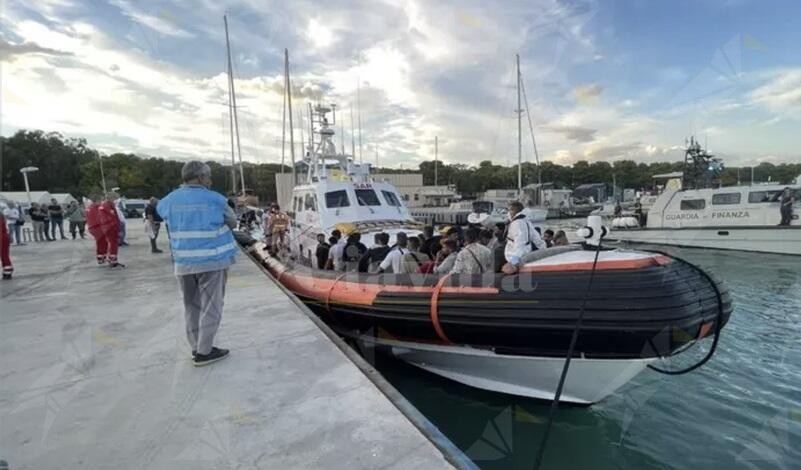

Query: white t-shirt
379;246;406;273
327;239;346;271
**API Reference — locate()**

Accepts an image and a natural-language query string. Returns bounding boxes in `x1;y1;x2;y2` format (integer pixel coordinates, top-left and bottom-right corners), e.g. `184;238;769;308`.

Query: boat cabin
647;183;800;228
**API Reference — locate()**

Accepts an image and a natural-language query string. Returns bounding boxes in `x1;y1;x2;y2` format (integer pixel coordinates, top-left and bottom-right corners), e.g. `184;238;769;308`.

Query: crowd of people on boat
301;201;571;276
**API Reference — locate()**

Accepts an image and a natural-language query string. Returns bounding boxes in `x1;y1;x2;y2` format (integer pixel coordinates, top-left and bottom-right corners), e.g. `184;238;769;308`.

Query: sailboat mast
350;103;356;158
224;15;245;194
224;16;237;195
357;81;363;164
434;136;438;186
516;54;522;194
280;55;287;175
285;49;296;187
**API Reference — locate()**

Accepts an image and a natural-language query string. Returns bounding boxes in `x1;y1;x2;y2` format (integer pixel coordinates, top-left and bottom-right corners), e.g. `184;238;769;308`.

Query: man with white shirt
378;232;408;274
502;201;546;274
324;229;345;270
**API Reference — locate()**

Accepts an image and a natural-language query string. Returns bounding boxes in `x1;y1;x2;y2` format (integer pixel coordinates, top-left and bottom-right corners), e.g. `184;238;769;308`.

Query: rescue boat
245;104;732;404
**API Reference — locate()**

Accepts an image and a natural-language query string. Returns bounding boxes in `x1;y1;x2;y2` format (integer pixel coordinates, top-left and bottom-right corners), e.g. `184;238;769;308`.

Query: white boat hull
609;226;801;255
356;335;653;405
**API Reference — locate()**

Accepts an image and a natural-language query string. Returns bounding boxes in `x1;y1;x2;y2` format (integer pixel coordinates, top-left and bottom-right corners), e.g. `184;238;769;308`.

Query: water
372;243;801;469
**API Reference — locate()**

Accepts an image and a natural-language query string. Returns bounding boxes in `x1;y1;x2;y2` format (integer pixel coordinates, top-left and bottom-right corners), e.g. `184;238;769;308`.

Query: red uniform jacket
86;201;119;237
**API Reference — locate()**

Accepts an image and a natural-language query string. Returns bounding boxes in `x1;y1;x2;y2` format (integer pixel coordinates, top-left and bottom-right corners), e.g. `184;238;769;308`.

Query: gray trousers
177;269;228;355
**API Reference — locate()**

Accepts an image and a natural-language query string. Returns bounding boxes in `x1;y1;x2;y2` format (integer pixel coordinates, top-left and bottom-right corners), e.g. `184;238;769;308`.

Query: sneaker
2;274;11;280
193;347;230;367
109;262;126;268
151;249;163;253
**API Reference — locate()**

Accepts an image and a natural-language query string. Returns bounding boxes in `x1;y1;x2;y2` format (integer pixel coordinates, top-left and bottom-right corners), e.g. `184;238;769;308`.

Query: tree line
2;129;800;203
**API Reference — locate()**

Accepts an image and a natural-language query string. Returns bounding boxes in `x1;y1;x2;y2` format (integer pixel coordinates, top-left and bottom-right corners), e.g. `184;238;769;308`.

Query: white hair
181;161;211;183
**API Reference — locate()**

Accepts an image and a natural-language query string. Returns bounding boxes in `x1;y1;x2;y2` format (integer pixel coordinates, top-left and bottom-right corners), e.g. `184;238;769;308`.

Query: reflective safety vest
157;186;237;266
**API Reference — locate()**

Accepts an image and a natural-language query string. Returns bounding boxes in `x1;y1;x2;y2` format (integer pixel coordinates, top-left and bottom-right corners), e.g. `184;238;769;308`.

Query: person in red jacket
0;210;12;279
86;193;123;267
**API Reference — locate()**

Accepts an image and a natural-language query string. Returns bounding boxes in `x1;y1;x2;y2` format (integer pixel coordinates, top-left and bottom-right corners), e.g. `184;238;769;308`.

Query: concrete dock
0;228;462;469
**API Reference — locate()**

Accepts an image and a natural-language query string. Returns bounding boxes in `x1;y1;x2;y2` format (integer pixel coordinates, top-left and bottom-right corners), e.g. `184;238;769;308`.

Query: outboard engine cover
576;215;609;247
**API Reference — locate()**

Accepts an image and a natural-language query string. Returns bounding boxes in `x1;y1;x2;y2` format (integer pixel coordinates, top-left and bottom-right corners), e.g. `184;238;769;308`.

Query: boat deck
0;228;463;469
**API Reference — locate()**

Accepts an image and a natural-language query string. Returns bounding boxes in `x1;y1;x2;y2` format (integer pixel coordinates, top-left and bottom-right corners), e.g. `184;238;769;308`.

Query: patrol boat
609;138;801;255
245;107;733;405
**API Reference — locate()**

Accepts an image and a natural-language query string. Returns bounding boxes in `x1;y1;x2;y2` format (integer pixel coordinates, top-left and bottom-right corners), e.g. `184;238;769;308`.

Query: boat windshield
325;190;350;208
382;190;401;207
355;189;381;206
472;201;492;213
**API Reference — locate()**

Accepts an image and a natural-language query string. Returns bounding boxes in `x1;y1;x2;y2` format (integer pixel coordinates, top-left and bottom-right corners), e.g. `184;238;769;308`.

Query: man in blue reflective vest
158;161;238;366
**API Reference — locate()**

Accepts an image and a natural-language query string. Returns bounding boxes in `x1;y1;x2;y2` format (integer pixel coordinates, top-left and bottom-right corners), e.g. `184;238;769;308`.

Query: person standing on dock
158;161;237;367
3;202;23;246
779;187;795;226
65;200;86;239
0;205;13;279
144;197;163;253
502;201;546;275
48;198;66;240
86;194;122;267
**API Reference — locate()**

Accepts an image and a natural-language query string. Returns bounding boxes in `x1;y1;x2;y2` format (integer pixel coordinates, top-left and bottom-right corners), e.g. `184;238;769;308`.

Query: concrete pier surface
0;228;461;469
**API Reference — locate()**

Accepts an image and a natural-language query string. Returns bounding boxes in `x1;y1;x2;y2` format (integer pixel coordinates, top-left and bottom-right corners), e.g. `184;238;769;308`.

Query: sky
2;0;801;169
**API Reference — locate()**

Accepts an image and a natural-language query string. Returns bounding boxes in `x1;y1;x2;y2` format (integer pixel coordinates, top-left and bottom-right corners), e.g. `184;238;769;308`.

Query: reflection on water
371;242;801;470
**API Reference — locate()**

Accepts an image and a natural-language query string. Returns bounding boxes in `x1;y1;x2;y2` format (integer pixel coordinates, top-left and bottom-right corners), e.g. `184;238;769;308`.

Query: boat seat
520;245;581;264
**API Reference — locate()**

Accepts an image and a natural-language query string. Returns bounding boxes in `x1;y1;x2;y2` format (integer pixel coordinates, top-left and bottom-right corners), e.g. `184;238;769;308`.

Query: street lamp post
99;155;108;194
20;166;39;207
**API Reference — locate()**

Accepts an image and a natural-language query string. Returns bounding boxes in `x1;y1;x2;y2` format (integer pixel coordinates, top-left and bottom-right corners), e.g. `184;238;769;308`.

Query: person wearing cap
502;201;546;274
157;161;237;366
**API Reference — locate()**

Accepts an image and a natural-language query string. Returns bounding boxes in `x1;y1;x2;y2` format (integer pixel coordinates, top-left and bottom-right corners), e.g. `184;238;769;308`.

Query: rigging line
532;240;603;470
520;79;541;167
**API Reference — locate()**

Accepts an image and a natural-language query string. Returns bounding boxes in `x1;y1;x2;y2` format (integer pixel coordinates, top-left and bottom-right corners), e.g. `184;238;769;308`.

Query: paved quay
0;228;465;469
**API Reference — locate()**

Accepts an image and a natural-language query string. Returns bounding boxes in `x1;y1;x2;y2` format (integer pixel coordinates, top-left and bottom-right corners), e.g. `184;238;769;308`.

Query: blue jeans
118;223;127;245
50;218;65;239
8;222;22;244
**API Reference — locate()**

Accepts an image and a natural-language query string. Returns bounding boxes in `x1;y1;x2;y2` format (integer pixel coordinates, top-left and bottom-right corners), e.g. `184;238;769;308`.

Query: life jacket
157;186;237;266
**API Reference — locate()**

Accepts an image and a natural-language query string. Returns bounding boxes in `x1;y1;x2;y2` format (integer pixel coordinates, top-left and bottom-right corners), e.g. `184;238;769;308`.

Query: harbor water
369;235;801;469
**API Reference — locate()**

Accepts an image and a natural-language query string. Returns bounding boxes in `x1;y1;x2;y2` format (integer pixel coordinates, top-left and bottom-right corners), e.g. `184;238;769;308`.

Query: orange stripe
519;255;672;273
264;257;498;305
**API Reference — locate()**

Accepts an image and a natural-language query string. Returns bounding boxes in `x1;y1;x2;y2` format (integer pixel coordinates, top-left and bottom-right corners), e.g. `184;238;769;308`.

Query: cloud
0;38;72;60
585;142;643;160
2;0;797;169
750;69;801;117
546;124;597;143
573;83;604;104
110;0;195;38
